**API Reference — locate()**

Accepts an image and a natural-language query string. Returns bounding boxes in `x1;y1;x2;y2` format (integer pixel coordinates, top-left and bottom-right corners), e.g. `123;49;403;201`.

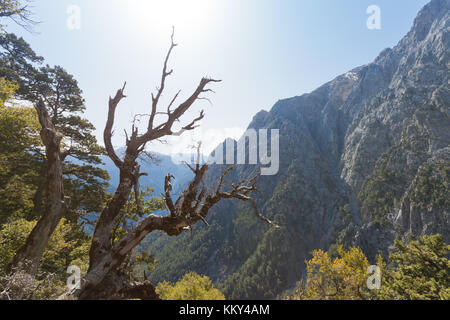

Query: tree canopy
287;235;449;300
377;234;450;300
156;272;226;300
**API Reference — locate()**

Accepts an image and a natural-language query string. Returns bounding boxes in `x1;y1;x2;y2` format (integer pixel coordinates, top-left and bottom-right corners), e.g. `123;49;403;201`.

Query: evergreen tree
377;234;450;300
0;32;109;223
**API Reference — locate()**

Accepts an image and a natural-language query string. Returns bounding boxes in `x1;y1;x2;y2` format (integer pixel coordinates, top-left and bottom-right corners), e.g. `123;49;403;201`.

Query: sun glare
134;0;215;34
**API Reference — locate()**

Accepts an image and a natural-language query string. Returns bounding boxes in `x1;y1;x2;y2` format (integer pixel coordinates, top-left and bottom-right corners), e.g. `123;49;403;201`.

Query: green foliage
409;162;450;210
289;246;374;300
126;251;159;282
0;78;42;224
220;222;290;300
0;218;34;275
144;201;280;300
145;163;320;300
0;76;16;103
377;234;450;300
36;64;110;221
359;162;406;224
0;218;90;299
110;187;165;245
0;32;109;223
337;201;352;227
156;272;225;300
146;222;226;286
105;188;165;282
0;33;43;99
287;235;450;300
0;33;106;297
0;0;34;31
0;0;23;17
220;205;265;267
0;218;90;276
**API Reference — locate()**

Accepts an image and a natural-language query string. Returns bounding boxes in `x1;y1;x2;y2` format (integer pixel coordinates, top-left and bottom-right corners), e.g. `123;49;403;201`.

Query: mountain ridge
142;0;449;299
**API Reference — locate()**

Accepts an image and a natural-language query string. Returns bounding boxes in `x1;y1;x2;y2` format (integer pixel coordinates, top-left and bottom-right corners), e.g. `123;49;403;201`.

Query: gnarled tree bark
8;99;70;276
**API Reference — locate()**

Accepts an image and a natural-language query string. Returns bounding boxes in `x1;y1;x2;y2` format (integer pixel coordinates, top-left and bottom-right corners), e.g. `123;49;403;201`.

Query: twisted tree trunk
74;30;277;299
8;99;69;276
31;161;46;218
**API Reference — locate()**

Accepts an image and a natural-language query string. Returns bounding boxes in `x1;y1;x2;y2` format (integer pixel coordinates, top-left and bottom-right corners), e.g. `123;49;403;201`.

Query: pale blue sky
8;0;429;154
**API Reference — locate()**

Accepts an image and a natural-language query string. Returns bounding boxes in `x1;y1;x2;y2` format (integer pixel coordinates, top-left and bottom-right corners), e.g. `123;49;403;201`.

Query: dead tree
76;31;278;300
8;99;70;276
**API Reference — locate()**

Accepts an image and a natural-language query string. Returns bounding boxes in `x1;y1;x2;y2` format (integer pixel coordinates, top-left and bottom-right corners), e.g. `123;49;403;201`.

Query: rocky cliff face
144;0;449;299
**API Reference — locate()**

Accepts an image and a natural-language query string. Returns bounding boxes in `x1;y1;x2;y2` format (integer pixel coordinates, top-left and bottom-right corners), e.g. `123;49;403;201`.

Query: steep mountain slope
143;0;449;299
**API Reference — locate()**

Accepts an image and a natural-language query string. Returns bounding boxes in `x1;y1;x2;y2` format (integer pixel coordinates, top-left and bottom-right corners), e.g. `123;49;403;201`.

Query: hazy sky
8;0;429;154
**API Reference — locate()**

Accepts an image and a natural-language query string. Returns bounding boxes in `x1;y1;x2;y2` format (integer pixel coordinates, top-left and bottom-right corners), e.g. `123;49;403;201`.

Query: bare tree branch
76;30;273;300
148;26;177;132
104;82;126;168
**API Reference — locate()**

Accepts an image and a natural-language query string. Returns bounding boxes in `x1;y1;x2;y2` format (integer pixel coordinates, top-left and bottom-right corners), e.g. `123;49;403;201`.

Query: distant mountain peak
397;0;449;47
